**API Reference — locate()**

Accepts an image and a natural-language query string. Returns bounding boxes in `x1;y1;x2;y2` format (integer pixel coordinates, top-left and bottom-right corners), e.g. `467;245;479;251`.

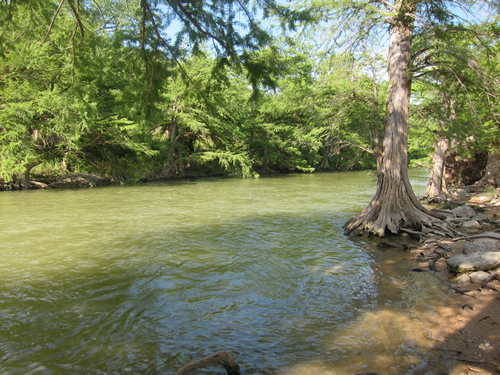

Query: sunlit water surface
1;170;456;374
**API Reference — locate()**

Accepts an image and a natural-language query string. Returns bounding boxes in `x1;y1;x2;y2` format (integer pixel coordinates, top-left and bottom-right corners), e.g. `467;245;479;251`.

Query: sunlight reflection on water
0;170;457;374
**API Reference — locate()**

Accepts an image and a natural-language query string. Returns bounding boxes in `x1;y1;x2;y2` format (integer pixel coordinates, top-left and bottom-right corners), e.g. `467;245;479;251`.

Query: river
0;170;456;374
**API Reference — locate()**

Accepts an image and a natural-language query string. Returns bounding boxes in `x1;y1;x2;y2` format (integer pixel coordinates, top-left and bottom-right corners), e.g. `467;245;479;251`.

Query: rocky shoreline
412;190;500;374
0;173;116;191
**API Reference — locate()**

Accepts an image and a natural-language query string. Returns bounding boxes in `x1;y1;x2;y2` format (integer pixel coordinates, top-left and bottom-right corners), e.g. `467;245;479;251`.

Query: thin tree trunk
426;136;449;197
260;133;276;174
425;95;455;198
319;143;332;170
24;161;41;182
344;6;451;238
176;140;185;177
161;119;177;177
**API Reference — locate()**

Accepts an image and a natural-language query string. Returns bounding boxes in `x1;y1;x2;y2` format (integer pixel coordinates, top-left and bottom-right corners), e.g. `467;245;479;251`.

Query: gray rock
447;252;500;273
451;205;476;219
470;271;490;283
452;274;471;285
464;237;500;254
461;220;481;228
475;213;490;222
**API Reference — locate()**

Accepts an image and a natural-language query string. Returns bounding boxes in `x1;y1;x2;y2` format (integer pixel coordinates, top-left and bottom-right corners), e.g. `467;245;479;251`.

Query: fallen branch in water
174;351;240;375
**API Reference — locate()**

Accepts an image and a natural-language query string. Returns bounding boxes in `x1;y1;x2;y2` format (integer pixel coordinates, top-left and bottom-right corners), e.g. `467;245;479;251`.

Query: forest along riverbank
410;189;500;375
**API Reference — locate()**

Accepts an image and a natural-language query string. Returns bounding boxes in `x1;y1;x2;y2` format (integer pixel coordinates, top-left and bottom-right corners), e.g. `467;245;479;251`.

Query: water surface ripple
1;171;452;374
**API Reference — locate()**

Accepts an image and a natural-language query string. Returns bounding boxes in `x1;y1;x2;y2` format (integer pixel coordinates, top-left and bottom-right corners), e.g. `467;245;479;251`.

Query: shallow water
0;170;455;374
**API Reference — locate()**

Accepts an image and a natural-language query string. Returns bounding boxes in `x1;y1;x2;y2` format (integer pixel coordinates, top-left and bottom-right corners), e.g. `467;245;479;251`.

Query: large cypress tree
294;0;497;237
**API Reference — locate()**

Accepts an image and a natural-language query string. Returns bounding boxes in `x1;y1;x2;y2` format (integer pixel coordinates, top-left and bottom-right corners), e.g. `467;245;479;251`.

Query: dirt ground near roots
410;197;500;375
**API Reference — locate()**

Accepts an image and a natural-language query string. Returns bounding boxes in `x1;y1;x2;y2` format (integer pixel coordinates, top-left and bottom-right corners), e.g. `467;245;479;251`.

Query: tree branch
39;0;65;44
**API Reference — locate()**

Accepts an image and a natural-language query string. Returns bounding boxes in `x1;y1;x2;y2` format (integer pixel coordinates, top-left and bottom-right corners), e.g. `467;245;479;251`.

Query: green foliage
1;0;498;186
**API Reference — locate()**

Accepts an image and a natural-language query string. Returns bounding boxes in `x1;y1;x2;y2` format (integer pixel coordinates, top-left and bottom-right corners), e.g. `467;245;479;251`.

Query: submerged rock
447;252;500;273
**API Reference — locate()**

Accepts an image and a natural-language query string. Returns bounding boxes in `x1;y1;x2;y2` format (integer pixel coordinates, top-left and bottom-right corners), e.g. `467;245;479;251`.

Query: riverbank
412;190;500;374
0;171;229;191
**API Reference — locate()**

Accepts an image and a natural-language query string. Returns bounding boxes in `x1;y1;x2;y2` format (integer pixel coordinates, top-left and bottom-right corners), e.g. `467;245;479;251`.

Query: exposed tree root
1;177;48;191
480;272;499;289
452;232;500;242
344;190;459;239
420;195;461;210
174;351;240;375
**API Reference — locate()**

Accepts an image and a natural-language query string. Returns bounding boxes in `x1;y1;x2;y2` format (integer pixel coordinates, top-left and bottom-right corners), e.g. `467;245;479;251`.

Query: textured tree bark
425;136;449;198
174;351;240;375
319;145;332;170
476;149;500;187
425;95;455;198
344;4;451;238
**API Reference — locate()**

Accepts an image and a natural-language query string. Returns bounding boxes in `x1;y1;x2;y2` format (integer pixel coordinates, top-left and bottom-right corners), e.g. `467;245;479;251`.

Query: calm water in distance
0;170;455;374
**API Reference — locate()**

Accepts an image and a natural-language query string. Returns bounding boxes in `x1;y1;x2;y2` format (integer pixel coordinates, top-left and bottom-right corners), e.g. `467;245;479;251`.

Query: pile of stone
441;205;496;229
446;231;500;284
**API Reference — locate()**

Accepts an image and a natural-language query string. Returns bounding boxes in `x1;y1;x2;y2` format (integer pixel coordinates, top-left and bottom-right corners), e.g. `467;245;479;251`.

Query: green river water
1;170;457;374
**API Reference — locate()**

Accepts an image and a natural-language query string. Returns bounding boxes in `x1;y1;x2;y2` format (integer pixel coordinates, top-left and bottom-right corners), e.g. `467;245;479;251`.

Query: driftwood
174;351;240;375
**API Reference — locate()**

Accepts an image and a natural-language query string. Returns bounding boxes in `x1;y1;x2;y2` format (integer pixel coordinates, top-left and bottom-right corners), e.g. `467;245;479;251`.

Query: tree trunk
319;145;332;170
425;136;449;198
344;8;450;238
476;149;500;187
161;120;177;177
176;140;185;177
369;58;382;169
425;94;455;198
260;134;276;174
